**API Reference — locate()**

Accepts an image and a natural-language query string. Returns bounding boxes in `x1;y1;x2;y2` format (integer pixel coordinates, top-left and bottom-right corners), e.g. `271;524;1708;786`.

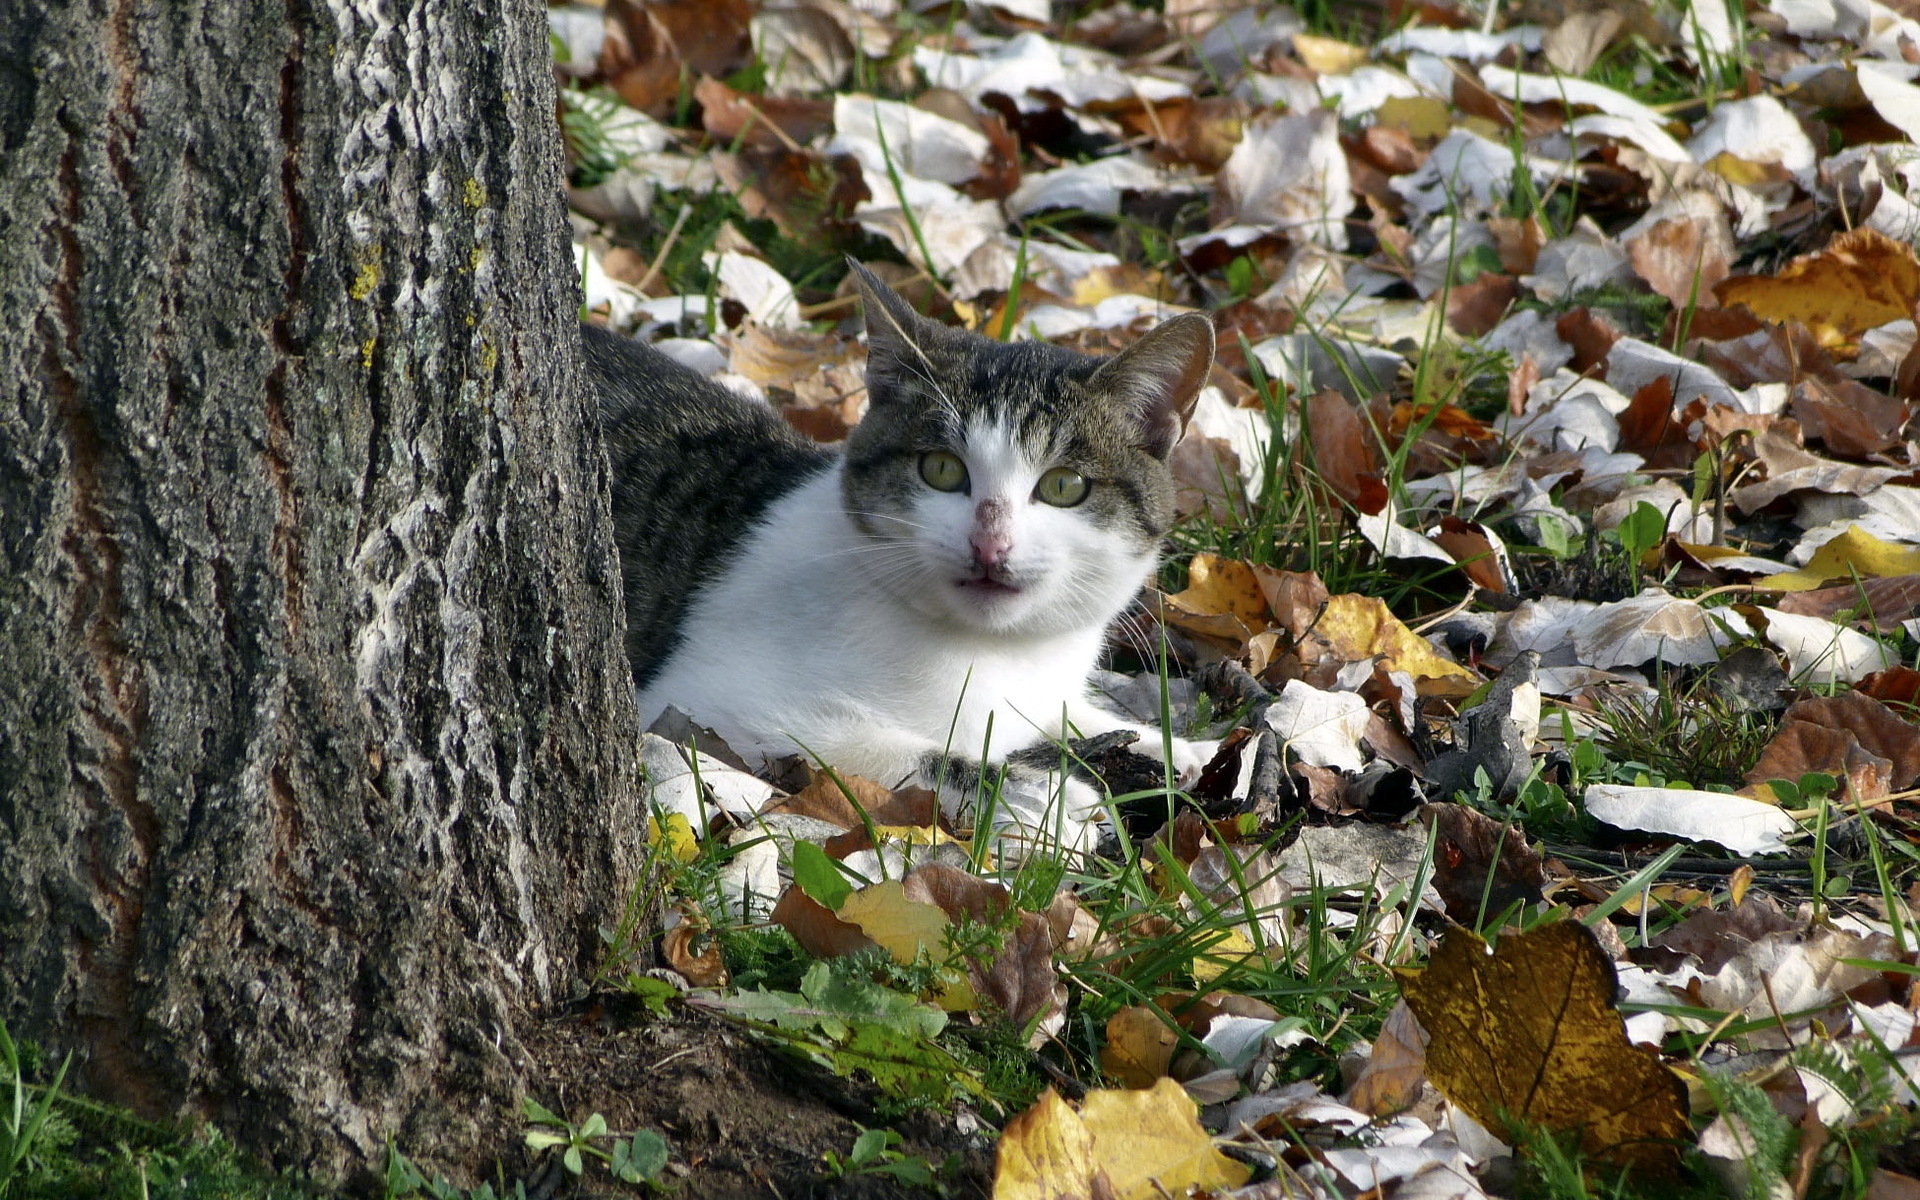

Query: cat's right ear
847;258;952;404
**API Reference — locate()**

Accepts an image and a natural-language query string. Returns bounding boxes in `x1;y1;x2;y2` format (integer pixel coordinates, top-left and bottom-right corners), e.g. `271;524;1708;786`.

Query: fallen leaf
1078;1079;1254;1199
994;1080;1251;1200
1263;680;1371;771
1583;783;1800;855
1753;690;1920;793
1715;228;1920;355
1421;803;1545;924
1344;999;1430;1116
1103;1005;1180;1088
1315;593;1477;683
1395;921;1690;1173
1304;389;1390;515
1570;589;1748;668
1736;605;1900;685
1759;525;1920;591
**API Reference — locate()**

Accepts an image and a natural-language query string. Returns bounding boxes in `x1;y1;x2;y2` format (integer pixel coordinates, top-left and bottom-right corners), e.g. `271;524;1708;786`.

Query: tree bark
0;0;648;1180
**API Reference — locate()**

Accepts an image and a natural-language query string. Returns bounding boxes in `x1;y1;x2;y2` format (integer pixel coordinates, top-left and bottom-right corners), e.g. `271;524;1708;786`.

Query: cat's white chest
634;471;1121;779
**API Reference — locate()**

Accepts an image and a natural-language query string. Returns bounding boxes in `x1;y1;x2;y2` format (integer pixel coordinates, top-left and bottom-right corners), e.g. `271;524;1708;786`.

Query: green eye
919;450;969;493
1035;466;1090;507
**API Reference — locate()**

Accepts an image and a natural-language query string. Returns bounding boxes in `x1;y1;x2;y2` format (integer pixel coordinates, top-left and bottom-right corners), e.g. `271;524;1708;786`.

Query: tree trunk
0;0;648;1180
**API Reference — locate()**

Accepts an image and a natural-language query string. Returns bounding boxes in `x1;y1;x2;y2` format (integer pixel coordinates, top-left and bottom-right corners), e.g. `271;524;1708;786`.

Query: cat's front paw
1126;733;1218;785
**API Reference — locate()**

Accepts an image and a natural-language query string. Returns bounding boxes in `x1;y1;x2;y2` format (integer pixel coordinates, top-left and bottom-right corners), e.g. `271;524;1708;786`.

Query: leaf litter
537;0;1920;1193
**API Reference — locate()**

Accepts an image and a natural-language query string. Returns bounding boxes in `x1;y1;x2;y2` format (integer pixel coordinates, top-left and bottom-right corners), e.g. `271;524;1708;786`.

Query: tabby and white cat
586;263;1214;850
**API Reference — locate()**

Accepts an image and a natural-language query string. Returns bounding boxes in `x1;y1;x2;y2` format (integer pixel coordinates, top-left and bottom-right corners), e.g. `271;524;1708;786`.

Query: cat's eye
1034;466;1090;507
919;450;969;493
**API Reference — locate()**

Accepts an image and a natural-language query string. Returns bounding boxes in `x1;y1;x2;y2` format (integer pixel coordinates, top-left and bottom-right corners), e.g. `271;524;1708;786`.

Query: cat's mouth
956;572;1021;596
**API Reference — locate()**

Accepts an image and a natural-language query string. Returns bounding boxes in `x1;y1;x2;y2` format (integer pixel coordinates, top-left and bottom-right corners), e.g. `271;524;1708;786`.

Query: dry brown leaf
1859;666;1920;708
1396;921;1690;1174
1730;431;1907;512
1430;515;1511;593
763;769;941;831
1715;228;1920;355
1757;690;1920;792
1304;389;1389;515
1789;375;1912;458
1345;998;1430;1116
1744;718;1895;804
603;0;755;116
1625;193;1733;308
1445;272;1519;337
771;885;881;959
1420;802;1545;924
662;905;729;987
1168;431;1243;521
694;75;833;150
1775;574;1920;631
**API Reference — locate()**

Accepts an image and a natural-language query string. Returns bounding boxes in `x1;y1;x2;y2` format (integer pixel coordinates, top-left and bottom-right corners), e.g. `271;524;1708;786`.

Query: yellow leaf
1716;228;1920;354
647;812;700;863
1101;1006;1178;1089
1376;95;1454;139
1191;928;1257;983
1728;863;1754;907
992;1089;1103;1200
838;880;978;1010
1169;553;1271;627
1395;921;1690;1174
1760;525;1920;592
1317;593;1477;682
993;1081;1250;1200
1292;32;1367;73
1080;1078;1253;1200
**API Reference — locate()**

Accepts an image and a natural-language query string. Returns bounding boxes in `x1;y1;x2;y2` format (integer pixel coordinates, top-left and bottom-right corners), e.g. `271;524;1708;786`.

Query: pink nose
970;528;1013;568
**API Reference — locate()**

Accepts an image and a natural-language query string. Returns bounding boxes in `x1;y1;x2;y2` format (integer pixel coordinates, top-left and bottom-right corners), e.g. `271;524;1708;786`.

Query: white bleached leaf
703;252;803;328
1218;110;1352;248
642;733;779;825
1014;294;1194;339
549;5;607;76
1481;65;1671;129
1601;337;1745;412
854;183;1004;277
1197;7;1306;76
1569;113;1692;163
829;94;989;186
753;5;854;94
1679;0;1740;70
1376;25;1542;61
1746;608;1900;685
1686;95;1817;179
1265;680;1370;771
1520;217;1635;301
1571;589;1751;668
1856;60;1920;143
1394;130;1579;217
1007;155;1174;216
1486;597;1599;668
1583;784;1799;855
1186;386;1273;502
1358;505;1455;566
912;32;1186;111
1317;65;1428;119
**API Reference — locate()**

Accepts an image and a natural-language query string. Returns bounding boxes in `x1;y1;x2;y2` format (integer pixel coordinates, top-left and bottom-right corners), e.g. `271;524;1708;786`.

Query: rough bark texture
0;0;648;1179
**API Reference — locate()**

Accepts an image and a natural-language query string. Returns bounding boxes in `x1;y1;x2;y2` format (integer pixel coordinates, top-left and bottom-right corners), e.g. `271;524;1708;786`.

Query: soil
471;995;996;1199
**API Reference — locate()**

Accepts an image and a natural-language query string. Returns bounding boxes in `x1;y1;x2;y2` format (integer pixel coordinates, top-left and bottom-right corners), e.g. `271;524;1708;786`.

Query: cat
586;261;1215;852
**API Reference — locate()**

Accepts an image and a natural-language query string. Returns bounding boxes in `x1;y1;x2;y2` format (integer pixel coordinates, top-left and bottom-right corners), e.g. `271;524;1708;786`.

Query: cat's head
841;263;1213;639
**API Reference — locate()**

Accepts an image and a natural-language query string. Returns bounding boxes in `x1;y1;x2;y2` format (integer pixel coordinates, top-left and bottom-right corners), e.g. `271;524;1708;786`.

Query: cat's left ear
1089;313;1215;459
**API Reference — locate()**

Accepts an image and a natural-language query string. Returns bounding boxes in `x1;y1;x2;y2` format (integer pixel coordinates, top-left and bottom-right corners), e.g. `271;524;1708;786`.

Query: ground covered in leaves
25;0;1920;1193
532;0;1920;1192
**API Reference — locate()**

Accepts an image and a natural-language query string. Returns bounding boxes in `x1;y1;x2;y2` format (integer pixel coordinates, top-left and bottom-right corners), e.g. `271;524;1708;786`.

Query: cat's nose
970;528;1013;568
